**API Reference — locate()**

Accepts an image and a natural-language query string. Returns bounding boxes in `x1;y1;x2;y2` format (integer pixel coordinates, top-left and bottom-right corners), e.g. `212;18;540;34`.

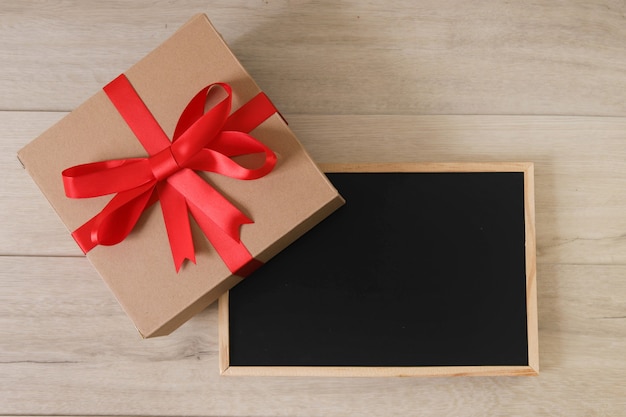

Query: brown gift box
17;14;344;338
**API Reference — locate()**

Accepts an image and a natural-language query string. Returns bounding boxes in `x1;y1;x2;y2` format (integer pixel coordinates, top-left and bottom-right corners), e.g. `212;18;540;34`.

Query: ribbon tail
157;181;195;272
168;169;260;275
168;169;252;241
186;195;262;276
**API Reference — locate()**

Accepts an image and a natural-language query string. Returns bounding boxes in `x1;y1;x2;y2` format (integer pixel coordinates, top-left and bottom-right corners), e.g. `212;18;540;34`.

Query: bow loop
186;131;276;180
63;158;154;198
63;74;279;273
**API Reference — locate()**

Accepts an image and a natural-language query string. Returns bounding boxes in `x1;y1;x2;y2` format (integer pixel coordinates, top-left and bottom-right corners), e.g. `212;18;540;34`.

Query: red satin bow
62;74;278;273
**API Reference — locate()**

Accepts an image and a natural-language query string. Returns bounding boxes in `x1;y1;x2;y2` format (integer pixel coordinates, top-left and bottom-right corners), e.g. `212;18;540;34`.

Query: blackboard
219;163;538;377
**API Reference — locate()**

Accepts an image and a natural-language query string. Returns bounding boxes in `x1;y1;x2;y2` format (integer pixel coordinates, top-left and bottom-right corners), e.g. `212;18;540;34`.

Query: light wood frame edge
218;292;230;375
219;162;538;377
524;164;539;374
222;365;537;377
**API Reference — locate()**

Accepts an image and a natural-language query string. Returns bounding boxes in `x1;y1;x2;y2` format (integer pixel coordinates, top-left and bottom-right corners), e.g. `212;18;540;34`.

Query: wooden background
1;1;624;416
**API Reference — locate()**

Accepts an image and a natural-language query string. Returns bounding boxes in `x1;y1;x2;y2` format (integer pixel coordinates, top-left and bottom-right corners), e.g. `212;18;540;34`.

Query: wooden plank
295;115;626;265
0;1;623;415
1;111;80;256
0;1;625;116
0;256;624;415
4;112;626;265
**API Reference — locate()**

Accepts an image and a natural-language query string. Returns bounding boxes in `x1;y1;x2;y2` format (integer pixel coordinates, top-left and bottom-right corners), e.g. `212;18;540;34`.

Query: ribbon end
70;229;91;255
226;215;253;243
174;254;197;273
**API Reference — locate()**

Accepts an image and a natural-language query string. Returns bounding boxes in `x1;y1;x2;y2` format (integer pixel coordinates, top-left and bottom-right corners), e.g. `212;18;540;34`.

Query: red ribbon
62;74;278;273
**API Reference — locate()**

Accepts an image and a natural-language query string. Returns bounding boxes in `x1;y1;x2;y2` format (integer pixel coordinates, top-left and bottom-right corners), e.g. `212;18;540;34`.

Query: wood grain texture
1;257;624;415
1;111;78;256
0;1;625;115
1;0;625;415
4;113;625;265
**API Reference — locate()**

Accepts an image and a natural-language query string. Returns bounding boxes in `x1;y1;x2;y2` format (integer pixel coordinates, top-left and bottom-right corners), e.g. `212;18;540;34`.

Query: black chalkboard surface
219;163;538;377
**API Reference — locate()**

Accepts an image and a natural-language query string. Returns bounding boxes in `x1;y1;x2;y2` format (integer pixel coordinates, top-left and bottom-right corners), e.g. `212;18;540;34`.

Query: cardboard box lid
17;14;344;338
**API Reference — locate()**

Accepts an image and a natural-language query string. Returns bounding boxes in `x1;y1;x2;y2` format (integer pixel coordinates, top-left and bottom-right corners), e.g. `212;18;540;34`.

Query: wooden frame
219;162;538;377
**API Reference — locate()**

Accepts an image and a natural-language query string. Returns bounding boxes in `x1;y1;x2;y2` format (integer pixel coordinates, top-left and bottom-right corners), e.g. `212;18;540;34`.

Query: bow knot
63;74;279;273
149;147;181;181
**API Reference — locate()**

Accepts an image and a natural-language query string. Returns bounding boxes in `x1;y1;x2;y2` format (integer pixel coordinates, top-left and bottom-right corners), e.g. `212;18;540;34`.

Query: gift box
17;14;344;338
